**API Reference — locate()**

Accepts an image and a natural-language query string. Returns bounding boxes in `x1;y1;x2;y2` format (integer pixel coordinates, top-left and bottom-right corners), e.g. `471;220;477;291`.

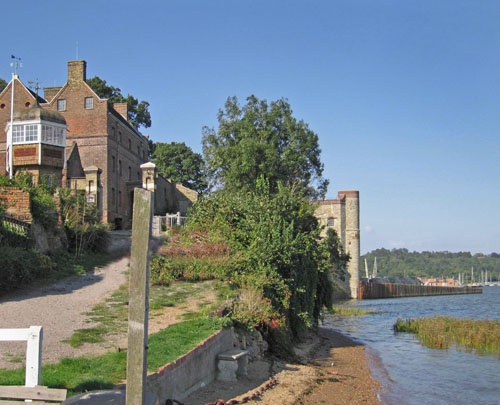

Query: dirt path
0;254;130;369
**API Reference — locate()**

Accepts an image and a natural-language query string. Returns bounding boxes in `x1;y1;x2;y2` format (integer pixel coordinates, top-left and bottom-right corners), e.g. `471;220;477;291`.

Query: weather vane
10;55;22;76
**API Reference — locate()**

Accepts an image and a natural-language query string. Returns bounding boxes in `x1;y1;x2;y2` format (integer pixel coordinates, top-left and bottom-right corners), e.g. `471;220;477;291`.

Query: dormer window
84;97;93;109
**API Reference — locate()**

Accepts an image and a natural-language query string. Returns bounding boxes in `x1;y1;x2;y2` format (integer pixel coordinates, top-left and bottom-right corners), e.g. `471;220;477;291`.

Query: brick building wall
0;77;41;174
0;60;196;230
41;60;150;228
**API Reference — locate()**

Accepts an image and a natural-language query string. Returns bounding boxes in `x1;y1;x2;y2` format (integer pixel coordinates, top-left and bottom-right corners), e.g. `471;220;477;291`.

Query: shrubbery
59;189;109;256
0;247;57;291
0;174;110;292
152;178;344;353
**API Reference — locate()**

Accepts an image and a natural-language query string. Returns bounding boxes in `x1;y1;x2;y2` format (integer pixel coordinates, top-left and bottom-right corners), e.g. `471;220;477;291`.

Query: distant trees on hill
361;249;500;281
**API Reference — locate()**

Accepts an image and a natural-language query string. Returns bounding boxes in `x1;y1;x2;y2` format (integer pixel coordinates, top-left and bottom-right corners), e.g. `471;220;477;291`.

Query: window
12;124;40;143
111;188;115;206
128;166;132;181
42;125;53;143
12;125;24;143
57;99;66;111
84;97;94;109
128;138;131;150
118;160;122;176
118;191;122;207
327;217;335;227
112;156;116;172
25;124;39;142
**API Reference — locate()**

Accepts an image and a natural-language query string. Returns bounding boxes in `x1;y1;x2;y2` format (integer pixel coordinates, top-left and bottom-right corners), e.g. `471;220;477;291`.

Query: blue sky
2;1;499;254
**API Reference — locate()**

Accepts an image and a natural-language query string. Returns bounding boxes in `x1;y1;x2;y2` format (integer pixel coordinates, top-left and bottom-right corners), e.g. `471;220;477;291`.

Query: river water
324;286;500;405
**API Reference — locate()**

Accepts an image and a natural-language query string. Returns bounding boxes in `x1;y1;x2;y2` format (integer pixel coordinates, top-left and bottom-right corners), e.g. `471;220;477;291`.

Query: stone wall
315;190;360;298
147;328;237;402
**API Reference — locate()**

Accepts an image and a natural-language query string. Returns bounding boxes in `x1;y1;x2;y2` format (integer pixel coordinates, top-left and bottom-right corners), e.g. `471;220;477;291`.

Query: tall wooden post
126;188;153;405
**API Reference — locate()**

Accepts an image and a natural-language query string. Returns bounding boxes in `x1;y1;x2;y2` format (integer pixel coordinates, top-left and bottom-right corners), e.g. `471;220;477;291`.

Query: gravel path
0;234;131;370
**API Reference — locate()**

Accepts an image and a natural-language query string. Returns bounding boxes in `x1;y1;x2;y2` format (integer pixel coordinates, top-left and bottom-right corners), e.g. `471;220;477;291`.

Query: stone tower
343;191;360;299
315;190;360;299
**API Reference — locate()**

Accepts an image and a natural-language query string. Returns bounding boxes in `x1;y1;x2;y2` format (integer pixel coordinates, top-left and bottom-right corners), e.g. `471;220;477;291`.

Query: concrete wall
147;328;237;402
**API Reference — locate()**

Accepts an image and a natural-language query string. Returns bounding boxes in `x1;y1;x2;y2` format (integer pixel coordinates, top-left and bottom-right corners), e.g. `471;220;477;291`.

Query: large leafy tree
188;178;334;345
0;78;7;93
86;76;151;129
202;95;329;199
151;142;208;194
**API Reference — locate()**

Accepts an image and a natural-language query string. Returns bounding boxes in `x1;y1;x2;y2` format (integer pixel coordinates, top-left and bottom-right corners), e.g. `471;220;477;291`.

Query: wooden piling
126;188;153;405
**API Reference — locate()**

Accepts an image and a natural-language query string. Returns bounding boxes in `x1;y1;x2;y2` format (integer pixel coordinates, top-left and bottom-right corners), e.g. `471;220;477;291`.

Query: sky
2;0;499;255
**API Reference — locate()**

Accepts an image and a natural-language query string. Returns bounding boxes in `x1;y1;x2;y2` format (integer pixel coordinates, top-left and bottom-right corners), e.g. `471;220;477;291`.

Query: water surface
325;286;500;405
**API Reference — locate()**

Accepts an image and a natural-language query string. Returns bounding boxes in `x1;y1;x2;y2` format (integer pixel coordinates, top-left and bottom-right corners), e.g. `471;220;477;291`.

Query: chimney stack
68;60;87;84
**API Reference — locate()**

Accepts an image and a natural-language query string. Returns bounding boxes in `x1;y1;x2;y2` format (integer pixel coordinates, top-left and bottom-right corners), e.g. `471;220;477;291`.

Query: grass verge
0;317;228;396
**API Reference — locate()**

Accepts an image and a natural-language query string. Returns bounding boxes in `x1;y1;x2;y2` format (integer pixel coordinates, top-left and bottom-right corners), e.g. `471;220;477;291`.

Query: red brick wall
0;187;32;222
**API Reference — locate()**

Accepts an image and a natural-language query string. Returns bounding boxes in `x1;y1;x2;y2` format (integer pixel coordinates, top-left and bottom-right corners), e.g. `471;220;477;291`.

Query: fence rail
0;215;32;247
1;215;31;236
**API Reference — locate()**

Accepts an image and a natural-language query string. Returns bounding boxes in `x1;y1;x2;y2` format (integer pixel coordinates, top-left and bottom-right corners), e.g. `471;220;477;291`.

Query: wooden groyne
359;282;482;299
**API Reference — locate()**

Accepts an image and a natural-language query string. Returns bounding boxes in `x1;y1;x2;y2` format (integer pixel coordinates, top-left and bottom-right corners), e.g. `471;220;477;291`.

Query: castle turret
314;190;360;299
340;190;360;298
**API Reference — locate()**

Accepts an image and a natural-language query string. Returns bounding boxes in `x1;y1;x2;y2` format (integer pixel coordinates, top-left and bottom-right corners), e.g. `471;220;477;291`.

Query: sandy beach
183;327;381;405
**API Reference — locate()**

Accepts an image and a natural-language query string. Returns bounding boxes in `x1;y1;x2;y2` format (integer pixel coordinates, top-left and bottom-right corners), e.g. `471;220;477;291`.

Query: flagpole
7;72;14;178
8;55;21;179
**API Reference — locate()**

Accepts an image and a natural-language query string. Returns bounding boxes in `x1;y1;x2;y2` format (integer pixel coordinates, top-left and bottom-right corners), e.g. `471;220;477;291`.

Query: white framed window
12;125;24;143
57;99;66;111
84;97;93;109
42;125;53;143
12;124;39;143
25;124;39;142
41;125;65;146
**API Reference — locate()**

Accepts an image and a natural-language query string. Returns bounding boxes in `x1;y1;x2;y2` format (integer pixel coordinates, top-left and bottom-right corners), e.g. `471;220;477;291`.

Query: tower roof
14;104;66;125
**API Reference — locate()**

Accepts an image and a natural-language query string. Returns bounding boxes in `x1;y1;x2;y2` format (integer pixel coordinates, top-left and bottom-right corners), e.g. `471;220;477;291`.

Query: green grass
0;256;231;396
331;305;377;316
64;285;129;348
394;316;500;355
0;317;228;396
65;280;221;348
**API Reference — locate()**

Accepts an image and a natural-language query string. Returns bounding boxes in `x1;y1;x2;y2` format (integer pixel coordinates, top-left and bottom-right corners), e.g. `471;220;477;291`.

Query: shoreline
182;326;382;404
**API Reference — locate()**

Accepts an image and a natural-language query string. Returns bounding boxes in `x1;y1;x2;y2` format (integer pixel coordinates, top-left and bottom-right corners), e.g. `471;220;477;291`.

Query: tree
151;142;208;194
188;178;336;347
86;76;151;129
0;78;6;93
202;95;329;199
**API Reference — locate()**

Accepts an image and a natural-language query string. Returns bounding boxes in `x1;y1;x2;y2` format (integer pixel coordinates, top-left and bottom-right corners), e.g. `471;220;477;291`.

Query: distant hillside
361;249;500;282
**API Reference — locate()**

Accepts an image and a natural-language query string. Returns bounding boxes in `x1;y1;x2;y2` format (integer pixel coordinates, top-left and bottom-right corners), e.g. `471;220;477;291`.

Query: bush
0;247;56;291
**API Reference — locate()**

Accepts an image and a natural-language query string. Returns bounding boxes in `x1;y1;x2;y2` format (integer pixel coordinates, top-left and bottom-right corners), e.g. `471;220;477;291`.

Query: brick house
0;60;197;229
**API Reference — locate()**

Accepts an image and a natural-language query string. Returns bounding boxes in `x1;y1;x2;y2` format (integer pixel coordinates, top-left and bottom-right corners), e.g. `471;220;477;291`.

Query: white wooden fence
0;326;42;386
